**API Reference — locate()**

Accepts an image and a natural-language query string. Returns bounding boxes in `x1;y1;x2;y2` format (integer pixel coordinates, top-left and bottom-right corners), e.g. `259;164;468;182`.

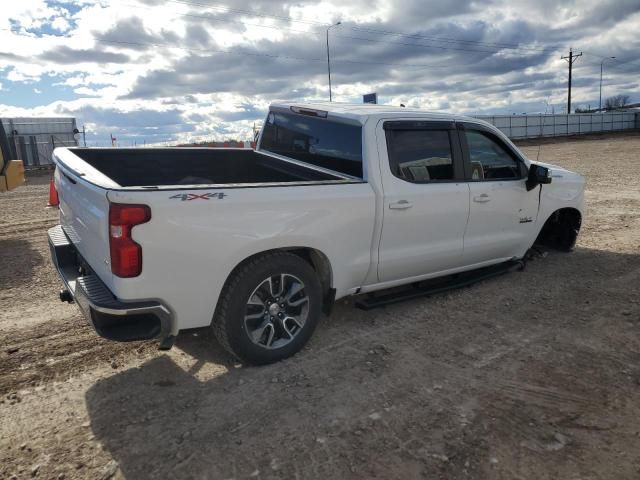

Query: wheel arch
535;207;582;251
220;246;335;312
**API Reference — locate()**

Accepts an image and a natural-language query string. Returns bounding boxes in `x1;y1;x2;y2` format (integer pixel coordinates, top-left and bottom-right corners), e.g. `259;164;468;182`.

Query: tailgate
53;157;114;290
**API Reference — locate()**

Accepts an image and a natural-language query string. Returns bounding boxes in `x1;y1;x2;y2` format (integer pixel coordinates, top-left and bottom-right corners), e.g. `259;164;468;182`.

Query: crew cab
48;103;585;364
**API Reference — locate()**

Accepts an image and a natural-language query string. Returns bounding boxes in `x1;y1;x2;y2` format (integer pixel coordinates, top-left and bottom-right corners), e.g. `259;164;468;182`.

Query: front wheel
212;252;323;365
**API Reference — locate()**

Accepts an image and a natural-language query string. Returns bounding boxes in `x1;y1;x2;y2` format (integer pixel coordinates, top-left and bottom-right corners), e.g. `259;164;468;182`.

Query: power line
106;1;505;56
576;52;640;73
3;3;635;77
112;1;562;58
0;25;576;79
109;0;558;56
160;0;558;53
348;26;553;53
602;57;640;70
0;25;536;67
1;28;549;79
12;0;640;70
2;0;567;60
567;50;640;71
95;38;455;69
334;32;557;56
1;9;558;63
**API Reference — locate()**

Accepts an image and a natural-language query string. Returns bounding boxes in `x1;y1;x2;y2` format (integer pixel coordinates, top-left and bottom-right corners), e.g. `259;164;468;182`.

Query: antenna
536;98;552;163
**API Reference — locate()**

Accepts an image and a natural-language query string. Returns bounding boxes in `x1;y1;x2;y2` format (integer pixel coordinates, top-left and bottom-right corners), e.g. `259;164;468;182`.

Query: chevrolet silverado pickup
48;103;585;364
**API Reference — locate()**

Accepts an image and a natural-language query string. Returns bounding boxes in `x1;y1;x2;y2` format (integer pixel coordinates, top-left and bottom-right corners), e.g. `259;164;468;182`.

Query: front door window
464;130;521;180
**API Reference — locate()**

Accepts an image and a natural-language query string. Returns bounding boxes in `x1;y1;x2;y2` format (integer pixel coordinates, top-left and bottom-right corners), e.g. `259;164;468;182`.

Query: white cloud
50;16;71;33
0;0;639;143
6;68;41;83
34;88;42;93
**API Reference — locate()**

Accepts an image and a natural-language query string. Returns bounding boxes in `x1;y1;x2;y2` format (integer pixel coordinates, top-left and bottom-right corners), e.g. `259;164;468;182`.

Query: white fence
474;112;638;139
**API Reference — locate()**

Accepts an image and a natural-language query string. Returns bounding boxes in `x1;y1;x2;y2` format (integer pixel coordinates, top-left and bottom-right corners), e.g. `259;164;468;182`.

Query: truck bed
68;148;345;187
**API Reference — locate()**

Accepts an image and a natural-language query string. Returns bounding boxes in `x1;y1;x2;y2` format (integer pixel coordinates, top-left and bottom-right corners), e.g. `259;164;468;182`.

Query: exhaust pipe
59;289;73;303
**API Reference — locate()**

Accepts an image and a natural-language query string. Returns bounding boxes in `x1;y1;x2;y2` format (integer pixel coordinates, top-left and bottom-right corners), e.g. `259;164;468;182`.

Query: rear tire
212;252;322;365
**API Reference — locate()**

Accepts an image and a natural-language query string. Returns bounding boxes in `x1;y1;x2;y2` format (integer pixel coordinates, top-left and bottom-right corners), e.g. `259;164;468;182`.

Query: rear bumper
48;225;173;342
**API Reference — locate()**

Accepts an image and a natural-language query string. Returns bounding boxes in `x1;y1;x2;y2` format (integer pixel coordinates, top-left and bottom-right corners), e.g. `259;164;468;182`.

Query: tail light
109;203;151;278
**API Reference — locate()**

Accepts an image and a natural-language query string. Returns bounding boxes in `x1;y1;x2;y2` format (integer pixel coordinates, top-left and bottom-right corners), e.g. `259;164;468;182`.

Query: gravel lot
1;132;639;480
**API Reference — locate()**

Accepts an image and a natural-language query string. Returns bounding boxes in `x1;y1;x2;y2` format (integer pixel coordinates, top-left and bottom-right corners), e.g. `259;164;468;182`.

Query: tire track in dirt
0;218;58;237
1;138;640;479
0;317;156;396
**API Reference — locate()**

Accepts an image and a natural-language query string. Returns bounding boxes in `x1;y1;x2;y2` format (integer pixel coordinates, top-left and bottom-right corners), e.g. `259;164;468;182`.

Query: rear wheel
212;252;322;364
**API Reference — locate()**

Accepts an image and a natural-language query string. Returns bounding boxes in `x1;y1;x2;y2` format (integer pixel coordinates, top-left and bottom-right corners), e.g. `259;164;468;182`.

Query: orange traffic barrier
47;178;59;207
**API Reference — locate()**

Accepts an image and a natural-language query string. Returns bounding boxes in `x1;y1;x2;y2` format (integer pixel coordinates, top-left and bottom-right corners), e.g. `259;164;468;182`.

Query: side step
355;260;522;310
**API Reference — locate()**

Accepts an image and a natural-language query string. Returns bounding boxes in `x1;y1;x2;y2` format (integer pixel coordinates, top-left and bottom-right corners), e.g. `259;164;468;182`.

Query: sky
0;0;639;145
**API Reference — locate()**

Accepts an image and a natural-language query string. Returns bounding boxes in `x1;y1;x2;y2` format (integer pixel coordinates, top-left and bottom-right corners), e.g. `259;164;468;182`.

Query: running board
355;260;522;310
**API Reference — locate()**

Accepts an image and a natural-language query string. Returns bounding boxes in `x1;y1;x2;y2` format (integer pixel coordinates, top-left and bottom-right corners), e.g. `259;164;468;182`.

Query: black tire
556;222;578;252
212;252;323;365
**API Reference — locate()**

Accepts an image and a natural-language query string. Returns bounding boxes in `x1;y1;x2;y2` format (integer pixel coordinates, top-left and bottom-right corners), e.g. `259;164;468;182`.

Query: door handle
473;194;491;203
389;200;413;210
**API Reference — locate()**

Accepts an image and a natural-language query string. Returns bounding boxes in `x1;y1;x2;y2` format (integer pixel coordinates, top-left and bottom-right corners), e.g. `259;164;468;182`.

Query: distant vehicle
48;103;585;364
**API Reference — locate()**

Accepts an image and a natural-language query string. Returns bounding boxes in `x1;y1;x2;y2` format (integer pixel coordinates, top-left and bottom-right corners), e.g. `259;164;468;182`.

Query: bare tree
604;94;631;110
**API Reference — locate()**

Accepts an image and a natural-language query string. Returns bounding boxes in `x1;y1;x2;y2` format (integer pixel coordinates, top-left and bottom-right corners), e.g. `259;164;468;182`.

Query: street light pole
326;21;341;102
599;56;616;111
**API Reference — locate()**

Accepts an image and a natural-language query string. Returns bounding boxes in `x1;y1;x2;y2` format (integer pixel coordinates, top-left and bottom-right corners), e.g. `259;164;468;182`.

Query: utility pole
326;21;341;102
82;125;86;147
561;48;582;114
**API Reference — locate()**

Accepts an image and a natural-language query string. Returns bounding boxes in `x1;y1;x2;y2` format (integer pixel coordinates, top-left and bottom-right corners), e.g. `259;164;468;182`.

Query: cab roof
270;101;484;125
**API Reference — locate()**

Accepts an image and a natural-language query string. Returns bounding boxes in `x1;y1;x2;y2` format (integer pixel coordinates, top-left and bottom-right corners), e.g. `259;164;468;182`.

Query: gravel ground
1;132;639;480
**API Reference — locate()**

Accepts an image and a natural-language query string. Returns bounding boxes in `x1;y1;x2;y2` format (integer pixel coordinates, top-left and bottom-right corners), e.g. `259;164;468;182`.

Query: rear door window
385;129;455;182
260;111;363;177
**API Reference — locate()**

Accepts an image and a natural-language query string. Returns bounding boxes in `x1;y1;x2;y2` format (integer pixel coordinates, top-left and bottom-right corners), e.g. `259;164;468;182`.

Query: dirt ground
1;132;639;480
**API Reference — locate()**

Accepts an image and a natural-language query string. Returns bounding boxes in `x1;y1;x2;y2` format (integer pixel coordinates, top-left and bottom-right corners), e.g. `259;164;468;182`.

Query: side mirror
526;163;552;191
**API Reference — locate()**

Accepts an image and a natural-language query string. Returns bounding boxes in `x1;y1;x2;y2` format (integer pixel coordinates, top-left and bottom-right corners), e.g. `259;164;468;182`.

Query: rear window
260;111;363;177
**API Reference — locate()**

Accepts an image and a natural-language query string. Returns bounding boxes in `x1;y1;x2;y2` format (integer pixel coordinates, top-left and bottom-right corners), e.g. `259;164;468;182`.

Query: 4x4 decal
170;192;227;201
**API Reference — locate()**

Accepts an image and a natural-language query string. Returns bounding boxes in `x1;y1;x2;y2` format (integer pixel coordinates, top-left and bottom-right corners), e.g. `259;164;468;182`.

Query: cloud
50;16;71;33
39;46;132;65
0;52;22;62
0;0;639;144
95;17;182;50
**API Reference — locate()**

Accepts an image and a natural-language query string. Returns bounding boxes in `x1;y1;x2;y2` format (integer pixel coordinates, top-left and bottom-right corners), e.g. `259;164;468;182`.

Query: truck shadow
173;327;238;369
85;246;640;479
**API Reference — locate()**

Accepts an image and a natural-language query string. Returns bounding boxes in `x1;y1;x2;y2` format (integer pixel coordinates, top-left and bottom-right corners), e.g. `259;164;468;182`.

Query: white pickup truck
48;103;585;364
